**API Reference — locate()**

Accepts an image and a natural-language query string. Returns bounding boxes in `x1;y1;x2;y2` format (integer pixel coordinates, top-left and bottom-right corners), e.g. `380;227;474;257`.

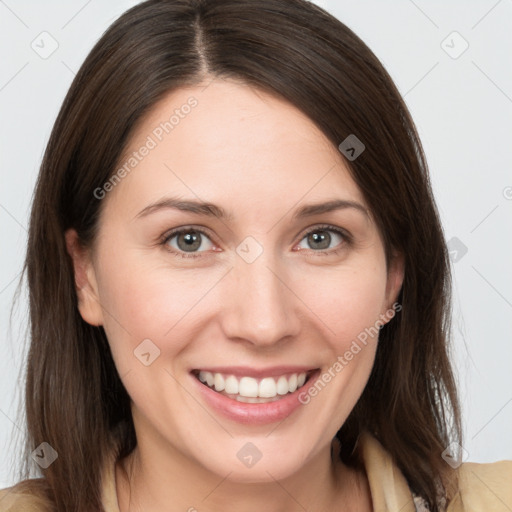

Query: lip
190;368;321;425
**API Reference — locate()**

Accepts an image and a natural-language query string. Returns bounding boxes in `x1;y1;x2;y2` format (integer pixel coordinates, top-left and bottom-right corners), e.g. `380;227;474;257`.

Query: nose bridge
222;246;300;346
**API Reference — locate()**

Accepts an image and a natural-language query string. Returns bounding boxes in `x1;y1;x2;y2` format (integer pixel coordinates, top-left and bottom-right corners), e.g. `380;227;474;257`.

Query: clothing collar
357;431;418;512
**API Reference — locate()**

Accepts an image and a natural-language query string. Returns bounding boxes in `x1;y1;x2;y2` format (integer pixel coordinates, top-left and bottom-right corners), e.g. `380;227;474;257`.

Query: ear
383;250;404;315
64;229;104;326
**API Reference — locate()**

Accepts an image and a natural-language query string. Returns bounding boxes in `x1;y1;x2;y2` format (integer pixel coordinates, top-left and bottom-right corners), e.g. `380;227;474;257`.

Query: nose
219;249;301;349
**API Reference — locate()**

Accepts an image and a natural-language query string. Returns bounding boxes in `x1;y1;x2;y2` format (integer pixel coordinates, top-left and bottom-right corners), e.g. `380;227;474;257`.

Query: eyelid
295;223;352;245
161;225;216;244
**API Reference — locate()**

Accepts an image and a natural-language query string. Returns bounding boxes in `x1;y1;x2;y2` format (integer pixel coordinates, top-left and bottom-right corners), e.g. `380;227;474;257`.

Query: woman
1;0;510;511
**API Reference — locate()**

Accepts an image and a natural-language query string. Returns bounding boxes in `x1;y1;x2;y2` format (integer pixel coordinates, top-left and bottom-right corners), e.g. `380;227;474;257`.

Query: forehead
103;78;367;222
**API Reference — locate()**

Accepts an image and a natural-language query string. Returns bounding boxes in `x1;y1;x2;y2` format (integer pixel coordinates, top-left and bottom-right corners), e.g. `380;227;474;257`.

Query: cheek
290;264;388;439
95;250;226;364
294;261;388;348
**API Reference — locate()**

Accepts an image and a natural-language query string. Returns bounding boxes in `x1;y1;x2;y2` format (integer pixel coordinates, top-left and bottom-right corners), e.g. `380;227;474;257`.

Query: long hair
12;0;461;510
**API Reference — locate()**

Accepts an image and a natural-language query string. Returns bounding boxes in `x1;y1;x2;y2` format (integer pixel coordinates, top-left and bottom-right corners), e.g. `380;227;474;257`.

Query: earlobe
385;251;405;312
64;229;104;326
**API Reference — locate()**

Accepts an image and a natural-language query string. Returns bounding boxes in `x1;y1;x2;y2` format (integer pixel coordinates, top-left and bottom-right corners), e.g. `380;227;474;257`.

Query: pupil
178;231;201;251
309;231;330;250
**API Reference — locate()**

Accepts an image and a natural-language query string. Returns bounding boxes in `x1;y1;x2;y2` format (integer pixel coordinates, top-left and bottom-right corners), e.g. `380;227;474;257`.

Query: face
66;78;403;483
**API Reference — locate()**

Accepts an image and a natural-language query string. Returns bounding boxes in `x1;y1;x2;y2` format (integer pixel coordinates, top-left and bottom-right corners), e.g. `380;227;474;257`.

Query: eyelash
160;224;352;260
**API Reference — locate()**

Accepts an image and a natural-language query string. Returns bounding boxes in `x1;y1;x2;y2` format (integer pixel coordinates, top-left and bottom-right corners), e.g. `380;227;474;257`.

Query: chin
193;440;310;484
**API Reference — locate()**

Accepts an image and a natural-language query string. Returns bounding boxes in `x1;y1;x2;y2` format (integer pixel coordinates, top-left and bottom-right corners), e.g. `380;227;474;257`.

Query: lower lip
190;370;320;425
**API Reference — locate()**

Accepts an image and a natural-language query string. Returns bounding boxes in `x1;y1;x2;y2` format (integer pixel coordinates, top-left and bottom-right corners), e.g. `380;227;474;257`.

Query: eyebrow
291;199;369;220
134;197;369;221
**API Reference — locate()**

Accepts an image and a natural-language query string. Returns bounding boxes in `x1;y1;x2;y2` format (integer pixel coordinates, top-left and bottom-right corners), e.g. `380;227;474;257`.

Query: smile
190;367;321;424
193;370;313;403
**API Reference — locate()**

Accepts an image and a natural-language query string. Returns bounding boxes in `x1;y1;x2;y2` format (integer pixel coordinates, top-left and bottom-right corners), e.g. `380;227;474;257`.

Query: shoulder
356;431;512;512
446;459;512;511
0;479;53;512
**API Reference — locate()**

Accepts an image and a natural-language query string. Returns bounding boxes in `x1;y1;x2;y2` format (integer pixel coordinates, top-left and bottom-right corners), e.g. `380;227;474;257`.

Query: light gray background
1;0;511;487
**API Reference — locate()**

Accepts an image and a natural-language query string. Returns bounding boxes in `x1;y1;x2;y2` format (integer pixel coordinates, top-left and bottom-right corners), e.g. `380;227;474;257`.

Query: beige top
1;432;511;511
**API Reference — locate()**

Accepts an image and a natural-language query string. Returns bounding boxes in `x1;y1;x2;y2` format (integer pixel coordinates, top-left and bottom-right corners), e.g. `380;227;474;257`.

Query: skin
65;77;403;512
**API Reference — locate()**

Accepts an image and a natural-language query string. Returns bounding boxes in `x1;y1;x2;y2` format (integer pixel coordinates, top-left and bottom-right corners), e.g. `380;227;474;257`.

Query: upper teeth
197;371;308;398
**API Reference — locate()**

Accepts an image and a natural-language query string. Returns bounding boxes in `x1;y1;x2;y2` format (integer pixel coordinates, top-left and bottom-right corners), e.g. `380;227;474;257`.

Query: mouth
191;368;318;404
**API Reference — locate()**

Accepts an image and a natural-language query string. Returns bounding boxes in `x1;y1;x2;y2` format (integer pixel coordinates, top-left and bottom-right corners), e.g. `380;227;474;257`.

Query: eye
295;224;350;254
162;227;216;259
161;224;351;259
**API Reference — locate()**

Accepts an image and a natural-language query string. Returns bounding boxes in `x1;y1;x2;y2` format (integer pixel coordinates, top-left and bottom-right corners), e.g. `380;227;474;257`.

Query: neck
115;433;369;512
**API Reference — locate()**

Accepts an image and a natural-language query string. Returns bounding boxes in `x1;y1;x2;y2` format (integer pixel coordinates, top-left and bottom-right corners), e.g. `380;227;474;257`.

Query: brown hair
10;0;461;510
